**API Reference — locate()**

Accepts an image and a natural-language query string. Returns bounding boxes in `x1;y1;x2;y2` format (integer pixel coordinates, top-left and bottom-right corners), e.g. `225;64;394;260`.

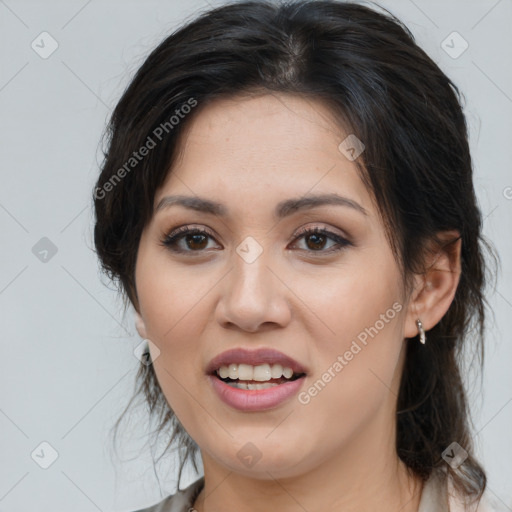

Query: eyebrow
155;193;368;218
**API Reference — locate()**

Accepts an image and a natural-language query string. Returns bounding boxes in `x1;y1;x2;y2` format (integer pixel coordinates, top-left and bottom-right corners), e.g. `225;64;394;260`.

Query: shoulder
419;470;510;512
131;477;204;512
449;491;511;512
446;475;509;512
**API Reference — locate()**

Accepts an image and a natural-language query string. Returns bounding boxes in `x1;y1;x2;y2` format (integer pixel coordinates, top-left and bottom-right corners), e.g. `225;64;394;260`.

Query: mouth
205;348;308;411
212;363;306;390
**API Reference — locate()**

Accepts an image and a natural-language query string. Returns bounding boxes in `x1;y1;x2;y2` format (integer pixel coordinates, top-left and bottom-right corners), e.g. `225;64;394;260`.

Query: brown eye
161;225;352;256
304;232;328;251
291;226;352;254
185;233;209;250
161;226;220;254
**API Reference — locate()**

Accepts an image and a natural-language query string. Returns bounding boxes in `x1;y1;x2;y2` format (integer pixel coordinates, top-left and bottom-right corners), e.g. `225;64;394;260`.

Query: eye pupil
306;233;326;250
187;234;208;250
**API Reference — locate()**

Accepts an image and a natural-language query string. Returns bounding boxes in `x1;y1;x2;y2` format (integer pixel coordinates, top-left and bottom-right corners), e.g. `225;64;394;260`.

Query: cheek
140;281;214;435
137;270;212;368
300;310;405;451
135;247;213;409
302;256;406;418
136;240;216;343
300;252;404;350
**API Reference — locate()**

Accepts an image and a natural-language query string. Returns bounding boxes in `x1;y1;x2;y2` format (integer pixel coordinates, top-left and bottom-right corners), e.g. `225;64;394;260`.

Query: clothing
132;471;507;512
132;477;203;512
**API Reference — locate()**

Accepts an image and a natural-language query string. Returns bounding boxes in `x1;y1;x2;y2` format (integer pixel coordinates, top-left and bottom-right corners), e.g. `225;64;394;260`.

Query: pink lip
205;347;308;376
207;374;307;411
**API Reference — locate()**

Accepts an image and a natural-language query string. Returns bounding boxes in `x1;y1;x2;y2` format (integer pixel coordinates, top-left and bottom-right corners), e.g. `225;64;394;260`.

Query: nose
215;249;292;333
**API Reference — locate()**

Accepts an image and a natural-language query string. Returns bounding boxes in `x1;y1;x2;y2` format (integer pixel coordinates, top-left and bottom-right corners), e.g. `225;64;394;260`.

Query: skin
134;92;461;512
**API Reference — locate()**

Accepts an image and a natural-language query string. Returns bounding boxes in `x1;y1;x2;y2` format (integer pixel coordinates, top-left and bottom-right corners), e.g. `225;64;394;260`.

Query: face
134;92;411;480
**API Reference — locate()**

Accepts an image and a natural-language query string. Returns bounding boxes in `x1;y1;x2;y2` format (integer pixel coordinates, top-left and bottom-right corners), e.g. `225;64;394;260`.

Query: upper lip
206;347;308;376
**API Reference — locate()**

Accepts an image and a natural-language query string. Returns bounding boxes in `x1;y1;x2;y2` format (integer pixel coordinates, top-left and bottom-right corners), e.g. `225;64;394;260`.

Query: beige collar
418;471;451;512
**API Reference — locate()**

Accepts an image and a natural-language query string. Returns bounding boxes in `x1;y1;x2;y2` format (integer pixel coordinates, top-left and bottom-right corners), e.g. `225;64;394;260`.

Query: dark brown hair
93;0;498;500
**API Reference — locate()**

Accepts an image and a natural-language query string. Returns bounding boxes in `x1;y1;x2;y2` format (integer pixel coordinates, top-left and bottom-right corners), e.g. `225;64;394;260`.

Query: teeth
282;367;293;379
218;366;230;379
228;364;238;380
238;363;253;381
216;363;298;381
271;364;283;379
227;381;280;390
254;364;271;381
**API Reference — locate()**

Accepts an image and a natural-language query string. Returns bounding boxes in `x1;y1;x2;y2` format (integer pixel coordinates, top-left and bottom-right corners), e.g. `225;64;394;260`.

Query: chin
206;441;311;480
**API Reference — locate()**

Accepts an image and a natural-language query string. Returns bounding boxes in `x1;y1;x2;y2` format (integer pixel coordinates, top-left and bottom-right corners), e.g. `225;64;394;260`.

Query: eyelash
160;225;352;256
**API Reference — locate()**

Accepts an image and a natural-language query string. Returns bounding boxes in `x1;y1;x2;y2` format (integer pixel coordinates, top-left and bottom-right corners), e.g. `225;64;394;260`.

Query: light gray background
0;0;511;510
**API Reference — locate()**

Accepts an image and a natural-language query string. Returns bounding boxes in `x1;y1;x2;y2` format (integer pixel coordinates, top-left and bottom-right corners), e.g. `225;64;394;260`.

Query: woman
93;1;503;510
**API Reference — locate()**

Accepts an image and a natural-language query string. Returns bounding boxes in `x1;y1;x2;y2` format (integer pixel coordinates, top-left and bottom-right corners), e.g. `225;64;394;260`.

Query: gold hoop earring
416;319;426;345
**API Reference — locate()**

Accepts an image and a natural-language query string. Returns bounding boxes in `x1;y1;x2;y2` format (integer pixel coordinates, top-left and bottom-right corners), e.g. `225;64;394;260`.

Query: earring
416;319;426;345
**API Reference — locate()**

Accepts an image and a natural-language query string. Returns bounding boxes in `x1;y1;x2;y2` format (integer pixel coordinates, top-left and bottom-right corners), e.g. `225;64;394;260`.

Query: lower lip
207;374;306;412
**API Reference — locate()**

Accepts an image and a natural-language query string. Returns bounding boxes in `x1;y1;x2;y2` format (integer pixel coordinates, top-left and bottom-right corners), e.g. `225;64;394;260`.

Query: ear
134;310;148;339
404;230;462;340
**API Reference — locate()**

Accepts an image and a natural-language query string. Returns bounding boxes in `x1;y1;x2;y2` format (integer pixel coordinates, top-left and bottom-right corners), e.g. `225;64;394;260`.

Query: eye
160;225;220;254
160;225;352;255
289;226;352;254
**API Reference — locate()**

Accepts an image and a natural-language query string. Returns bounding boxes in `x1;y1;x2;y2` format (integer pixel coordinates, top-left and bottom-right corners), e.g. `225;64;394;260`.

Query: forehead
155;93;373;220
